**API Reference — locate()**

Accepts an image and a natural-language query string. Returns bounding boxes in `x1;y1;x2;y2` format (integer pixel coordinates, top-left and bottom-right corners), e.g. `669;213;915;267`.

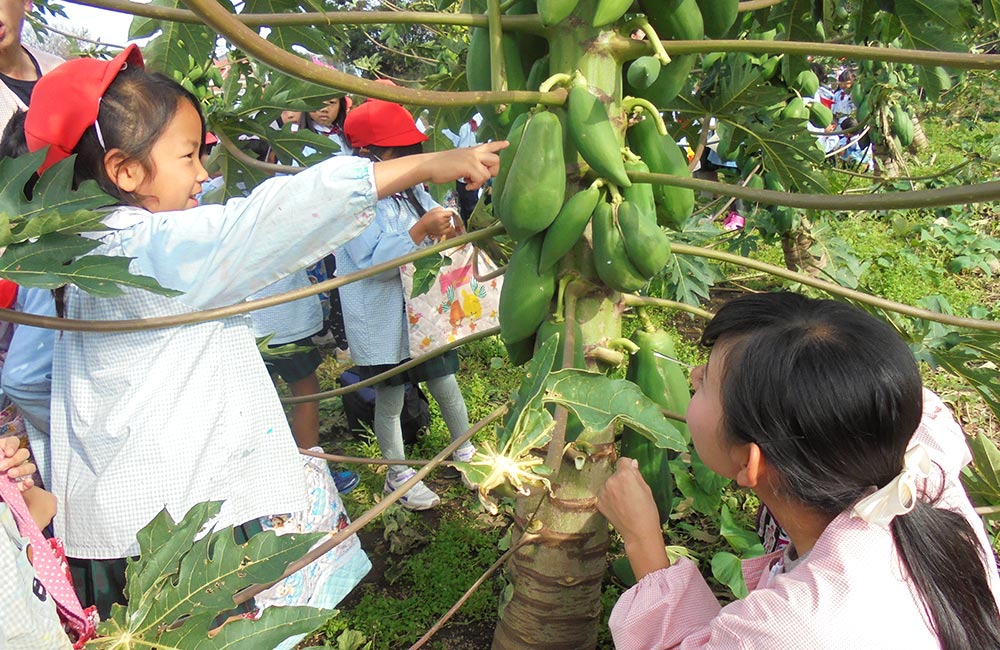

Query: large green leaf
711;551;749;598
894;0;973;51
544;369;688;452
129;0;219;74
0;235;180;296
719;505;765;557
768;0;816;84
496;335;559;449
0;154;114;246
740;121;830;194
90;501;332;649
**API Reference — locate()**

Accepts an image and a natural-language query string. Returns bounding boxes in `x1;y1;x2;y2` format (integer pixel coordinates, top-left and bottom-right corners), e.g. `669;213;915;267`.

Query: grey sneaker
452;443;478;489
384;468;441;510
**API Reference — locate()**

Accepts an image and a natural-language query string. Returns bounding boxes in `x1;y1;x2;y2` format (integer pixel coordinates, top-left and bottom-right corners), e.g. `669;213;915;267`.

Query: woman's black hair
73;66;206;206
702;292;1000;650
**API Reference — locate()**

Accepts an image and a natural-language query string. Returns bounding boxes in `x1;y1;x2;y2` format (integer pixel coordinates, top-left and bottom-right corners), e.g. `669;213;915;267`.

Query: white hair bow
852;443;932;529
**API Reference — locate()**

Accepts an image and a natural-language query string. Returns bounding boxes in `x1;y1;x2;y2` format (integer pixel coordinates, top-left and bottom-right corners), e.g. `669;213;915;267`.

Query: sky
53;2;138;48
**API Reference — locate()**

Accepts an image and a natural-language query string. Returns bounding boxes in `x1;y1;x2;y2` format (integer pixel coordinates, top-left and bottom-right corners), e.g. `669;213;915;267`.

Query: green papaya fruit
504;334;536;366
626;56;662;90
538;185;602;273
627;54;695;107
640;0;704;40
591;200;648;292
809;102;833;129
466;30;528;129
498;234;556;345
620;328;690;522
622;160;655;218
525;54;550;92
617;200;672;279
567;82;631;187
626;118;694;231
498;111;567;241
538;0;580;26
793;70;820;97
891;104;913;147
696;0;738;38
491;111;531;212
592;0;633;26
781;97;810;122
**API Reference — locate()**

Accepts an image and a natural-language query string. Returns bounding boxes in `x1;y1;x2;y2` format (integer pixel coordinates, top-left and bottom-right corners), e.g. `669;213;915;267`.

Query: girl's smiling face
118;99;209;212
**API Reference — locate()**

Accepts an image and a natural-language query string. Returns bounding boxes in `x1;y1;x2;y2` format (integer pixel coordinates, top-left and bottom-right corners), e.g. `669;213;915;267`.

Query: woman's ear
735;442;765;489
103;149;145;193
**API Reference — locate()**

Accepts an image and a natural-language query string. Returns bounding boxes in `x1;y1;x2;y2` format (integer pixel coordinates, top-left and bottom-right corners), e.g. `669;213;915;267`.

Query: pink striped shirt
609;390;1000;649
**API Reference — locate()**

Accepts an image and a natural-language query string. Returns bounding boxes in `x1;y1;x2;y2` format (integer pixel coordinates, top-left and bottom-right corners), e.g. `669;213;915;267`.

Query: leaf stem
622;97;667;135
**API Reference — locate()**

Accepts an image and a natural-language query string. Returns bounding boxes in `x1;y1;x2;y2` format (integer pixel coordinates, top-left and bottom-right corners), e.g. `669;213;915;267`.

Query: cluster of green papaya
619;328;691;523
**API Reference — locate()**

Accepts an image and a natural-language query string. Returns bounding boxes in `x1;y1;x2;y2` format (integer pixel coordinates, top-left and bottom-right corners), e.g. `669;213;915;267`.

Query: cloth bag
0;477;97;649
399;244;502;357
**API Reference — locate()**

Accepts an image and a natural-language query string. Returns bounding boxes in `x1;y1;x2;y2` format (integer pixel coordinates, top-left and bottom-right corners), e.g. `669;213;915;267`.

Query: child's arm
0;436;35;492
21;486;57;530
372;141;506;199
597;457;671;580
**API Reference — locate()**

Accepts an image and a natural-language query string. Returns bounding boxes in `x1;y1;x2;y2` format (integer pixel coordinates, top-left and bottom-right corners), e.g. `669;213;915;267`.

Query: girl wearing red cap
338;100;476;510
7;46;505;615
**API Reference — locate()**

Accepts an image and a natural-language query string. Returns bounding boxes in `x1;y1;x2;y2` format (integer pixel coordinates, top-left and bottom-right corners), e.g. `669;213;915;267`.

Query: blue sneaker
333;470;360;495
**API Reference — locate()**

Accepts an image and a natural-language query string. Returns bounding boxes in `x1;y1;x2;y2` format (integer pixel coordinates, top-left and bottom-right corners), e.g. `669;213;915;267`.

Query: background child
337;99;477;510
9;45;503;615
598;292;1000;649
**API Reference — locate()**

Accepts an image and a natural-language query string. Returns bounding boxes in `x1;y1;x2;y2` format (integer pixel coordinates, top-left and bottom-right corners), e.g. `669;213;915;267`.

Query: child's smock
49;156;377;559
336;185;439;366
608;389;1000;649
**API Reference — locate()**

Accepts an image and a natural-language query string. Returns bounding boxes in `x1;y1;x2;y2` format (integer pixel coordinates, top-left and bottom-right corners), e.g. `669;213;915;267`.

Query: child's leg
374;383;407;468
423;374;470;442
287;372;320;449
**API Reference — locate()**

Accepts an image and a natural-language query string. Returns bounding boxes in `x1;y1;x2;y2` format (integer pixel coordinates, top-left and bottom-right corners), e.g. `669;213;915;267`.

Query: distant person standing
832;69;856;120
442;113;483;225
0;0;62;132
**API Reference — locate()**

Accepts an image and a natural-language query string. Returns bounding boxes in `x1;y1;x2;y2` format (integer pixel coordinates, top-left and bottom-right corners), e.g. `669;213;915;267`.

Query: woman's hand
598;457;671;580
0;435;36;492
411;207;458;243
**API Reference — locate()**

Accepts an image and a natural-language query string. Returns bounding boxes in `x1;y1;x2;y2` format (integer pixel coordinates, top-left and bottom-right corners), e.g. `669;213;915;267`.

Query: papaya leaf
0;234;180;296
544;369;687;452
206;121;271;202
0;154;114;246
965;433;1000;500
496;335;559;449
769;0;816;83
90;501;332;650
409;254;450;299
662;249;721;308
129;0;219;75
894;0;972;52
740;122;830;194
719;505;765;557
711;551;749;598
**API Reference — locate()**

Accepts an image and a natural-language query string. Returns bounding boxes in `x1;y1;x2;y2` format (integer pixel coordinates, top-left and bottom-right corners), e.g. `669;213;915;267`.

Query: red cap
25;44;145;175
343;99;427;149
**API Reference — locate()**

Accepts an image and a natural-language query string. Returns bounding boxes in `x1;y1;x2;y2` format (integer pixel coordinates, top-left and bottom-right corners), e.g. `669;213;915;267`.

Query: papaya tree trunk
491;5;628;646
909;114;930;153
492;442;616;649
781;216;827;276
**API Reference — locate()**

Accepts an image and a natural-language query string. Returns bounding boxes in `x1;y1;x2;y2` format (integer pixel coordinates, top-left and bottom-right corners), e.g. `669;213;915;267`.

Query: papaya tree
7;0;1000;648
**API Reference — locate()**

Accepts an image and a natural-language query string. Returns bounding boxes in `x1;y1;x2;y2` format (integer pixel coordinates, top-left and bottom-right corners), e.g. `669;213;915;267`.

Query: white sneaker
452;443;478;489
384;468;441;510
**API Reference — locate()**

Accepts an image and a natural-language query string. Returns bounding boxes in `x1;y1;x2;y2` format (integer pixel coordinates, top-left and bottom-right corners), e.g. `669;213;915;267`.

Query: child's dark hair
701;292;1000;650
810;62;826;83
3;66;206;206
839;116;871;149
0;111;29;160
74;66;205;205
838;69;856;84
